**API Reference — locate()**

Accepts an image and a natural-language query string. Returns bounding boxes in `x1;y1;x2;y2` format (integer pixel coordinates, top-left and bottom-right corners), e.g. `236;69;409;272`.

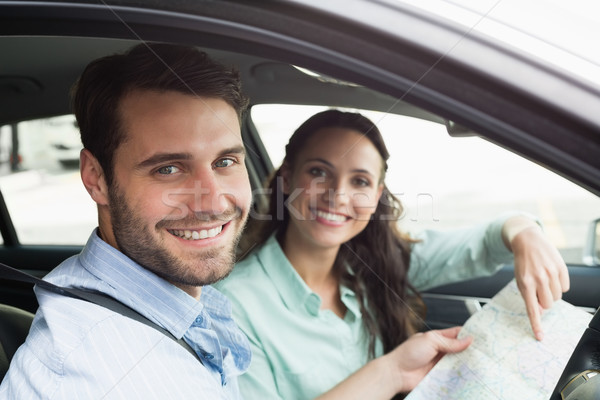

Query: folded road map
407;280;593;400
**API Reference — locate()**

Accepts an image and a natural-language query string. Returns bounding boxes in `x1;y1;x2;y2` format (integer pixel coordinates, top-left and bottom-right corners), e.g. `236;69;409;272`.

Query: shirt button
204;353;214;360
195;315;203;324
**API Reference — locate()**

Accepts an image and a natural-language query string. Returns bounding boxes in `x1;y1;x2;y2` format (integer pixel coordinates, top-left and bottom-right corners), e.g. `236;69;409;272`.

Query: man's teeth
170;225;223;240
316;210;346;222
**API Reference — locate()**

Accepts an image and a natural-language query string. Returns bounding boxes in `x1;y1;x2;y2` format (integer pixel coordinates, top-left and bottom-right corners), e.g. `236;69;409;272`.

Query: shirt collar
78;230;204;339
340;285;361;320
257;234;322;315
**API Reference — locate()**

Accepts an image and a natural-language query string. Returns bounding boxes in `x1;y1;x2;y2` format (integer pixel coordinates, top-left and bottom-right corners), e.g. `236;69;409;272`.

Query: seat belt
0;262;202;364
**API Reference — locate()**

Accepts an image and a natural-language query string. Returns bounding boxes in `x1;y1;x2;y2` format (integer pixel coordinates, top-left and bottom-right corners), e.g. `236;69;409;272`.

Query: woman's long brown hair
240;109;425;358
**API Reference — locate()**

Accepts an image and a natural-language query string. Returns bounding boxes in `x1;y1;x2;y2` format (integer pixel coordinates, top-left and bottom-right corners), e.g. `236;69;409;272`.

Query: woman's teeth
316;210;346;222
169;225;223;240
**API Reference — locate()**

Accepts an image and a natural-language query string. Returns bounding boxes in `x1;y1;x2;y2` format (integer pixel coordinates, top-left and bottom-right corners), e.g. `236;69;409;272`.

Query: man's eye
157;165;180;175
215;158;235;168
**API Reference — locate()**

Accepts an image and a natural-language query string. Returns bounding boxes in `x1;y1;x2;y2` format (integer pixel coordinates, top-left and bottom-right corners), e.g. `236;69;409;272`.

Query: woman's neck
281;229;339;286
281;229;347;317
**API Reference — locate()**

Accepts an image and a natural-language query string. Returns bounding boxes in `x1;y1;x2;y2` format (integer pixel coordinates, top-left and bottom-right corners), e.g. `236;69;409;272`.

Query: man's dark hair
72;43;248;186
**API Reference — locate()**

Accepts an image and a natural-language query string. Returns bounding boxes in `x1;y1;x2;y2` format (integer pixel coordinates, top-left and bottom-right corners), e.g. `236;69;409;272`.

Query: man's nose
184;170;230;216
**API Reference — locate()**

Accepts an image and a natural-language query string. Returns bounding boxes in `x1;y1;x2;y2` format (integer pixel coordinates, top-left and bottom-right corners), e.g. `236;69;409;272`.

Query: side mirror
583;218;600;266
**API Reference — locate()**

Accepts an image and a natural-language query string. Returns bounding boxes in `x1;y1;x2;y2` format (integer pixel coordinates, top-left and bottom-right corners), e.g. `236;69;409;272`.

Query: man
0;43;252;398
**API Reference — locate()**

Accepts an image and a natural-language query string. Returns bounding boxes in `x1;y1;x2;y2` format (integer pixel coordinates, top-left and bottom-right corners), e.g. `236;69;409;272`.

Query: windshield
397;0;600;87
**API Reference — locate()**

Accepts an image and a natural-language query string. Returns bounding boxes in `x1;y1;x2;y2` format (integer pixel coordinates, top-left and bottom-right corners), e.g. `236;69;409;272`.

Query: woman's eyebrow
306;157;334;167
306;158;376;177
351;168;376;177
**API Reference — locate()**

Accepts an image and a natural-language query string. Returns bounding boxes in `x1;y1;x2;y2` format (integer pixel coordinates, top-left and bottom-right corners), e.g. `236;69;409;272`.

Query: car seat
0;304;34;382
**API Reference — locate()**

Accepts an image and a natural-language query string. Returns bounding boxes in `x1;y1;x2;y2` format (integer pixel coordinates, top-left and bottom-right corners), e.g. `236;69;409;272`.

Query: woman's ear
280;162;291;195
80;149;109;206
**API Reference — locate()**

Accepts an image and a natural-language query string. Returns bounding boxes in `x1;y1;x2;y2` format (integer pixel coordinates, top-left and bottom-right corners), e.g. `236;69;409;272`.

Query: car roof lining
0;36;444;127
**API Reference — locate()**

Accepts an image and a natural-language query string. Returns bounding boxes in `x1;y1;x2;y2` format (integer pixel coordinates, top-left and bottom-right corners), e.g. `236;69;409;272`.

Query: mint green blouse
215;214;520;399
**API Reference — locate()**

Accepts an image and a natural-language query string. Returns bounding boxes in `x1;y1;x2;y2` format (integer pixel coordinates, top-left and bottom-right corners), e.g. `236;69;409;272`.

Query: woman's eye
309;167;326;177
215;158;235;168
353;177;370;187
156;165;180;175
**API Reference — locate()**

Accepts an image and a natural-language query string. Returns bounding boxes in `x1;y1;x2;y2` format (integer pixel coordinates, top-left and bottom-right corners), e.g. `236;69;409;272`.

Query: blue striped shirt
0;230;251;399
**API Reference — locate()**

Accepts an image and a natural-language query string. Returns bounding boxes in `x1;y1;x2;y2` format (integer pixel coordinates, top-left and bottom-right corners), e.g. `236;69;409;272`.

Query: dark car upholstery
0;304;34;382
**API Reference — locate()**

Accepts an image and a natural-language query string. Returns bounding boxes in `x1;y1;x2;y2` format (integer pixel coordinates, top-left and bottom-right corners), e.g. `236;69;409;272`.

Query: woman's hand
502;215;570;341
315;327;471;400
386;326;473;393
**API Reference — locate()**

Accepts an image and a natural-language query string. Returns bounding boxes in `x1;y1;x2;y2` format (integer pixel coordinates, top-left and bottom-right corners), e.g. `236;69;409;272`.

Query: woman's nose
320;179;350;206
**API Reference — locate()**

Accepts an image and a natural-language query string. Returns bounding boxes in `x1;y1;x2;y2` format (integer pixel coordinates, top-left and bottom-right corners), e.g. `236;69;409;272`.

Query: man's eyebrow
307;157;376;177
219;145;246;157
137;153;192;169
136;146;246;169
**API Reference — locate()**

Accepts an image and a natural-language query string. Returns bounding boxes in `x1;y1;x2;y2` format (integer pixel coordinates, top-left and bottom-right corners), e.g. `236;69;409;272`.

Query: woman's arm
501;215;570;340
408;213;518;291
315;327;472;400
408;213;569;340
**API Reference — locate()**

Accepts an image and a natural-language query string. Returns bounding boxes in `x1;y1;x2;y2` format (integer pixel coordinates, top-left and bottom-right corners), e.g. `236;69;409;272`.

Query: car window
251;104;600;265
397;0;600;87
0;115;96;245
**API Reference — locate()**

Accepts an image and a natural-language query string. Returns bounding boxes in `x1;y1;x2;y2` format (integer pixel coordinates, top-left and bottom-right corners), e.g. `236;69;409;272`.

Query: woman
216;110;568;399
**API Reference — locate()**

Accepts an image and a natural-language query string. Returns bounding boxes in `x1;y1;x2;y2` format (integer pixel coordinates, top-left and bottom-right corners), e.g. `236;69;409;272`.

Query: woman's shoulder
214;242;271;292
213;241;285;326
216;233;292;296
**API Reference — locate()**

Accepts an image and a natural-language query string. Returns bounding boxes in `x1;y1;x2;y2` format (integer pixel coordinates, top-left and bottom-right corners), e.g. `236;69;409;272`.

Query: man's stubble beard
107;184;247;287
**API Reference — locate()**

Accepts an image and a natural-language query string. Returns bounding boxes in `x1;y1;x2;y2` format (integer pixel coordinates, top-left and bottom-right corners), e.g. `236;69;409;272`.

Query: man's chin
208;263;235;285
170;253;236;287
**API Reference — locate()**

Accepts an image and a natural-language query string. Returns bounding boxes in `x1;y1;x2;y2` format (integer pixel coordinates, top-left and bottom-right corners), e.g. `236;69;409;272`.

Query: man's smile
167;224;224;240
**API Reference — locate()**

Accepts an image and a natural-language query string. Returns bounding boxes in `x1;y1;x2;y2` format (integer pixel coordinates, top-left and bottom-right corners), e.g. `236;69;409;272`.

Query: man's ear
279;162;291;195
80;149;109;206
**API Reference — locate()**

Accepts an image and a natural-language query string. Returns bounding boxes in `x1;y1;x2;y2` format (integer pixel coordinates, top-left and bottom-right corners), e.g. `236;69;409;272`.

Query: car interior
0;35;457;380
0;1;599;395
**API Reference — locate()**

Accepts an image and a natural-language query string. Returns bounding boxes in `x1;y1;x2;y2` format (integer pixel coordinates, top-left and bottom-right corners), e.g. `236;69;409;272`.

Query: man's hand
387;326;472;393
503;216;570;341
